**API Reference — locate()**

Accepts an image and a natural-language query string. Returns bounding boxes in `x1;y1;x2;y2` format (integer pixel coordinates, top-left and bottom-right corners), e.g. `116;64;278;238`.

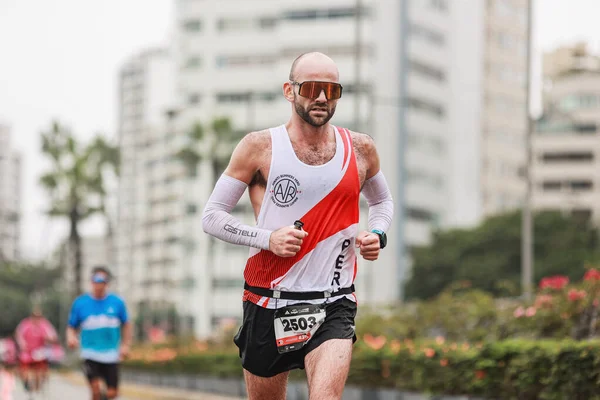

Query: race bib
274;304;326;354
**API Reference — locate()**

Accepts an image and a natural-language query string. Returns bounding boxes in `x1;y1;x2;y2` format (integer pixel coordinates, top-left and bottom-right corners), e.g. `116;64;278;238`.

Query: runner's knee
106;387;118;399
90;380;102;395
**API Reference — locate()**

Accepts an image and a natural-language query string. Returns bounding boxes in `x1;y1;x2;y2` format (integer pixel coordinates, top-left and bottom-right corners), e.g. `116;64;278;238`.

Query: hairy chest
254;143;369;188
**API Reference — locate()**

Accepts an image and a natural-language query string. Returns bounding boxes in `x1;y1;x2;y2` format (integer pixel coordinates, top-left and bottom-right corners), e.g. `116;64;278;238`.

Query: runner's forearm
362;171;394;232
121;323;132;347
202;174;272;249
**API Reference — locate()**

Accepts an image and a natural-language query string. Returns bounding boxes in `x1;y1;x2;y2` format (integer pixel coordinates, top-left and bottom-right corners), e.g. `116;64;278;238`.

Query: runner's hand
356;231;380;261
66;335;79;349
119;344;130;360
269;226;309;257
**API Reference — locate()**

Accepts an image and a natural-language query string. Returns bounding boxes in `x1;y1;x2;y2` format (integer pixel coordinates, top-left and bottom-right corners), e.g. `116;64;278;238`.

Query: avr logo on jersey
271;174;301;207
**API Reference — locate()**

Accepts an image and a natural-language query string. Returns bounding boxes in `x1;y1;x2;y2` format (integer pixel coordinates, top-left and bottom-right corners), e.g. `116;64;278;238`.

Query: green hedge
123;339;600;399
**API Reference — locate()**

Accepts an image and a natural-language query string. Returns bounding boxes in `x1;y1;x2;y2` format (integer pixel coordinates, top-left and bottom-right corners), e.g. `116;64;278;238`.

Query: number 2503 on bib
273;304;326;354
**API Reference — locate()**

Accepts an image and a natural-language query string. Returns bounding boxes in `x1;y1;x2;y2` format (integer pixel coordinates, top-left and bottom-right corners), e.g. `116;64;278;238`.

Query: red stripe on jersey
341;128;350;171
244;132;360;289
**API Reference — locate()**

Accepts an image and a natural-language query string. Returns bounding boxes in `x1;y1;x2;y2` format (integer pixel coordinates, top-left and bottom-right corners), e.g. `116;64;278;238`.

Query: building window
259;17;277;29
407;207;439;223
409;60;446;82
216;54;277;68
430;0;448;12
283;9;318;20
213;278;244;288
188;93;201;105
541;152;594;163
558;94;600;111
282;7;366;21
570;180;593;191
409;23;445;46
182;20;202;32
216;91;278;103
406;96;445;118
184;56;202;68
281;45;374;59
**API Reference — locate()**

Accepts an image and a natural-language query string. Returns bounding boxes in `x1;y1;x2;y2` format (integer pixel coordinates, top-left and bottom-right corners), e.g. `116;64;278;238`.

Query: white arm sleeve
361;170;394;232
202;174;272;250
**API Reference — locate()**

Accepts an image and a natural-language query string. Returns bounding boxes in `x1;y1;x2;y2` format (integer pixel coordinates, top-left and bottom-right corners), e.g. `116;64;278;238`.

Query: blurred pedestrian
14;305;59;397
0;336;18;400
66;266;131;400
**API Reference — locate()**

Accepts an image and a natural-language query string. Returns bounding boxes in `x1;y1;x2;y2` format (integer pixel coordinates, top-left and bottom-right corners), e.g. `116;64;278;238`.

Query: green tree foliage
175;117;239;181
405;211;600;300
0;262;62;337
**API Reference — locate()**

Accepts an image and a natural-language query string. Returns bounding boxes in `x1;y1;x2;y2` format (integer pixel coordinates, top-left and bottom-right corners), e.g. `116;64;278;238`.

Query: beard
294;98;336;127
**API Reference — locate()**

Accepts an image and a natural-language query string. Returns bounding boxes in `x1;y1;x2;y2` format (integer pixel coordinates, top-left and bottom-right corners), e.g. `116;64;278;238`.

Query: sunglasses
291;81;343;100
92;274;108;283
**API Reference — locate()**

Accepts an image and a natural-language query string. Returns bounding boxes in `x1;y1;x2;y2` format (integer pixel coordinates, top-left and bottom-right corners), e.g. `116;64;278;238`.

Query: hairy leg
244;369;289;400
305;339;352;400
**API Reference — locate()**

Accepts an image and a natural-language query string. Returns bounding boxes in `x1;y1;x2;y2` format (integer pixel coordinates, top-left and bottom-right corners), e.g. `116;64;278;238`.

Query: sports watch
371;229;387;249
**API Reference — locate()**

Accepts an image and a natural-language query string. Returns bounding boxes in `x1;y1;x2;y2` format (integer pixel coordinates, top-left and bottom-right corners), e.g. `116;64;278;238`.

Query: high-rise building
0;124;21;262
115;49;180;323
446;0;529;228
531;43;600;224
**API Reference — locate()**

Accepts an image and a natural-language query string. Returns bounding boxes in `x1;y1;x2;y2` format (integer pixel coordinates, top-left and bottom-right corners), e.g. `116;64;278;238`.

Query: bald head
289;52;339;82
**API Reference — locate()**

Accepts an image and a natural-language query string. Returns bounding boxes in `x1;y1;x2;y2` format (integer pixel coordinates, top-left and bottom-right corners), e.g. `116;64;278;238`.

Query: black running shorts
82;359;119;389
233;298;357;378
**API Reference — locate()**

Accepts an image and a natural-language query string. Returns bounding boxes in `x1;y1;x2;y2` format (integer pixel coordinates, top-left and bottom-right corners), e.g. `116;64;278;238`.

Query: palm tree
39;121;119;296
176;117;239;181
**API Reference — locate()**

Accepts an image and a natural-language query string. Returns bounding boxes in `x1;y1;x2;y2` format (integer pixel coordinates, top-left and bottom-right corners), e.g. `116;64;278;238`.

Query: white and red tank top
243;125;360;308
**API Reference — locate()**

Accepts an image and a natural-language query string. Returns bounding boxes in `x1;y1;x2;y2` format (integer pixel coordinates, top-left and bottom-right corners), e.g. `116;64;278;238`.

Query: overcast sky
1;0;599;260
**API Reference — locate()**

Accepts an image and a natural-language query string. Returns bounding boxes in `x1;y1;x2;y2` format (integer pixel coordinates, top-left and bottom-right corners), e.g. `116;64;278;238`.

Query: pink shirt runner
14;318;57;363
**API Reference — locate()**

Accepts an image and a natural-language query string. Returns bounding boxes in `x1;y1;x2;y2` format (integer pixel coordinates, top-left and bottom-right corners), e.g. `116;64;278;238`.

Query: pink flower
568;289;587;302
363;334;386;350
539;276;569;290
424;348;435;358
525;307;537;317
535;294;553;308
513;306;525;318
584;269;600;282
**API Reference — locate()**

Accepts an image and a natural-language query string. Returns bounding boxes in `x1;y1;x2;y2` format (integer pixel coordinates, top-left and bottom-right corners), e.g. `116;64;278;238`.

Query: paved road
8;373;135;400
3;372;242;400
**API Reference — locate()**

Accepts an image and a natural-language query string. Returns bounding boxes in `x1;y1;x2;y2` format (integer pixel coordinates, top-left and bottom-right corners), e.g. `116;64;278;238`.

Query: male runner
67;266;131;400
202;52;393;400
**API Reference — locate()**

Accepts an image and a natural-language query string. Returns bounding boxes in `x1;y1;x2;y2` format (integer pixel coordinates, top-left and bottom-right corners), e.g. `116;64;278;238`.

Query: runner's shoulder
240;129;272;153
348;130;376;155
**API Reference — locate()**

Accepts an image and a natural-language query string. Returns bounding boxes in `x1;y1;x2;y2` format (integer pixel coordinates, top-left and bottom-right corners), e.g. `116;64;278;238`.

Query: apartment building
115;49;182;323
531;43;600;223
0;124;21;262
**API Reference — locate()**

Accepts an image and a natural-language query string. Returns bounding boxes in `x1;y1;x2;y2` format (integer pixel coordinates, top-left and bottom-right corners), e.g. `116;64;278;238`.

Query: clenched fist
269;225;309;257
356;231;380;261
